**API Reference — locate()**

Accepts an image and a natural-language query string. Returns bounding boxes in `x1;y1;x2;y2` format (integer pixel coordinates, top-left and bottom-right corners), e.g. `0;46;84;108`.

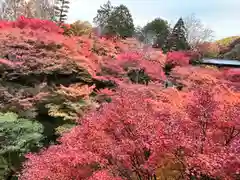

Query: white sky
67;0;240;40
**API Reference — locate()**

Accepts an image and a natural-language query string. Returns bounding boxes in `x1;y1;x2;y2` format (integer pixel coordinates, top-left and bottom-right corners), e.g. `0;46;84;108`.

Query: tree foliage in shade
0;112;44;154
224;43;240;60
54;0;70;24
0;112;44;179
218;37;240;60
163;18;190;52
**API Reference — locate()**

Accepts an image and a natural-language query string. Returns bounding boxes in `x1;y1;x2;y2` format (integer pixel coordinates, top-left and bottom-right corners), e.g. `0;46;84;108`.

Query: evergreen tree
105;4;135;38
93;0;113;31
163;18;190;52
143;18;170;48
93;2;135;38
54;0;70;24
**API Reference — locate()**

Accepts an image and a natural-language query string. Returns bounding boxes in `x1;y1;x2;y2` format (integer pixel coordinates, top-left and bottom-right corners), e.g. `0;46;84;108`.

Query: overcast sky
67;0;240;40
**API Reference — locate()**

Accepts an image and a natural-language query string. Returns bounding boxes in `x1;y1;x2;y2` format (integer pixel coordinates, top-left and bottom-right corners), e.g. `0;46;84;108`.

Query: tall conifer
163;18;190;52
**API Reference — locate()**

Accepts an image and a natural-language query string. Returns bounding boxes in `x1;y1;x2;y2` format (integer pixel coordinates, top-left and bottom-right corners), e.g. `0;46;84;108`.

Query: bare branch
184;14;214;48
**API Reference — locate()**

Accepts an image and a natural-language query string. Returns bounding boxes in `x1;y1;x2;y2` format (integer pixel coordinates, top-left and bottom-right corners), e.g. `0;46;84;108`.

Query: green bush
0;112;44;179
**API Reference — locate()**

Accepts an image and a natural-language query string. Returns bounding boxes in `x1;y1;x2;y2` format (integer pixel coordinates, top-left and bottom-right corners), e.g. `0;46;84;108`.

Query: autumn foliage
0;16;64;33
0;16;136;119
197;42;220;58
166;51;190;66
100;51;166;84
0;17;239;180
20;82;240;180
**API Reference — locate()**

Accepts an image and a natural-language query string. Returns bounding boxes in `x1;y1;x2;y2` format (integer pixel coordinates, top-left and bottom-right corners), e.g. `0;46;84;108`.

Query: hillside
216;36;240;60
0;17;239;180
216;36;240;47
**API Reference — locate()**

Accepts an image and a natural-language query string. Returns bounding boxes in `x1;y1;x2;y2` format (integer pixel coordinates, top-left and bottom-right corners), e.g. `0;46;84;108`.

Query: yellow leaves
216;36;240;47
66;20;93;36
56;83;95;101
45;83;98;121
155;155;185;180
204;65;218;70
55;124;76;135
46;101;84;121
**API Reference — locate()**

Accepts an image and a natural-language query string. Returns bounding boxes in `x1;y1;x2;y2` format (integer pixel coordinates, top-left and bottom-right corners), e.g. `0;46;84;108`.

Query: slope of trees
0;2;239;180
20;68;240;180
218;36;240;60
224;43;240;60
216;36;240;48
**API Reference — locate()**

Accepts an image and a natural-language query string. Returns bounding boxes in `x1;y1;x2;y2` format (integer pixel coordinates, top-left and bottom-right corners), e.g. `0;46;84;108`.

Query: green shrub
0;112;44;179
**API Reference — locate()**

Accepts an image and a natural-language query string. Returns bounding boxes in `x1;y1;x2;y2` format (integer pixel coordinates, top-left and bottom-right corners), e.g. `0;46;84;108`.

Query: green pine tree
163;18;190;52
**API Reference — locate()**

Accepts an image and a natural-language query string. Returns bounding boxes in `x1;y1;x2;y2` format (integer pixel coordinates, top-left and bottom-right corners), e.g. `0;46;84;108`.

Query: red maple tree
20;83;240;180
